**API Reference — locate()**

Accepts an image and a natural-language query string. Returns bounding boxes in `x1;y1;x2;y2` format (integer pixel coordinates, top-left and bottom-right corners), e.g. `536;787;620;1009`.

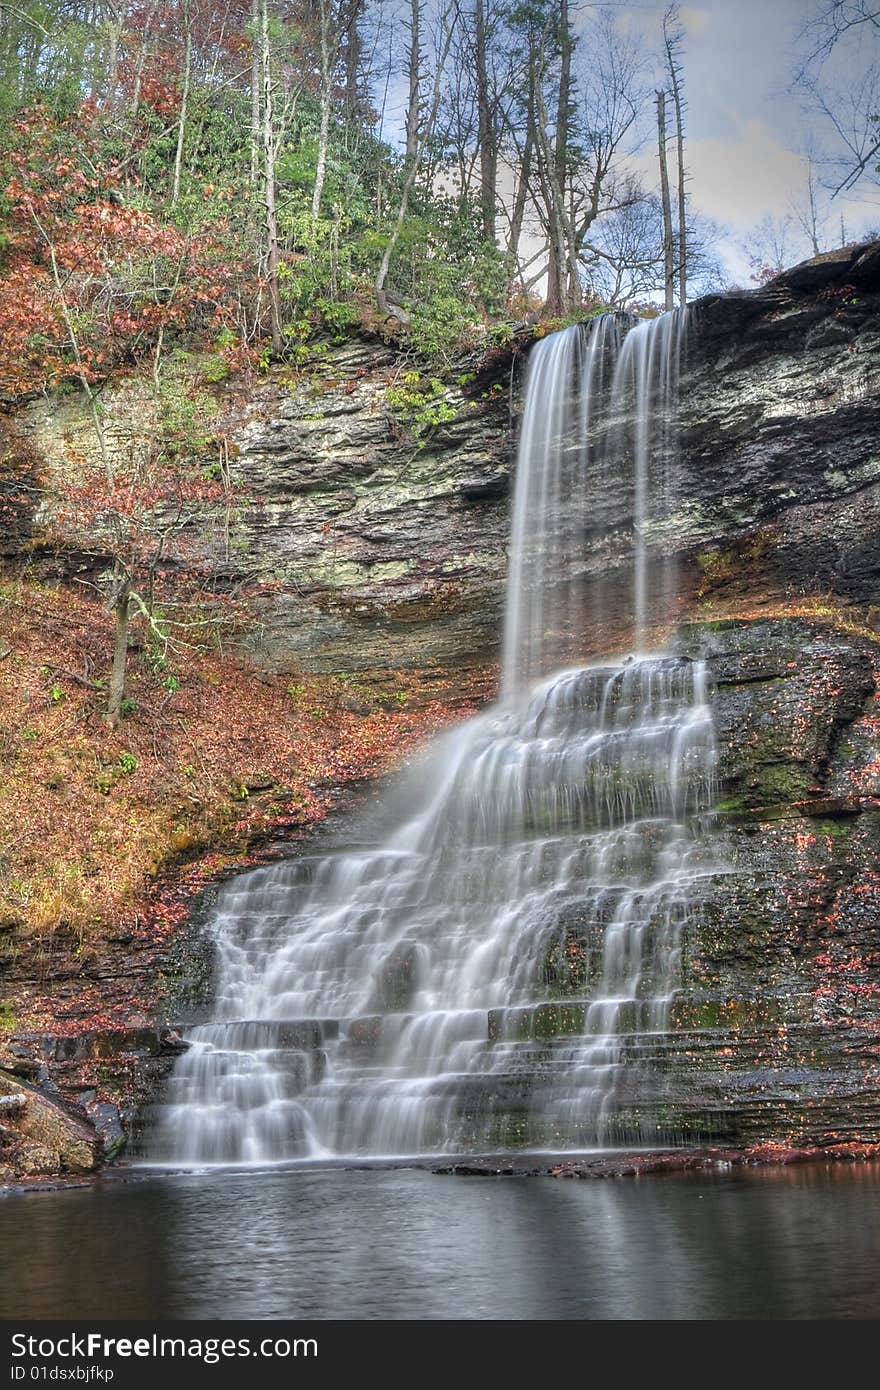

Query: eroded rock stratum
11;240;880;677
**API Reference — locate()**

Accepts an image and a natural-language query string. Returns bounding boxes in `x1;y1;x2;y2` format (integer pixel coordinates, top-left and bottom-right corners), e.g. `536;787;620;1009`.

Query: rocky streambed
4;613;880;1182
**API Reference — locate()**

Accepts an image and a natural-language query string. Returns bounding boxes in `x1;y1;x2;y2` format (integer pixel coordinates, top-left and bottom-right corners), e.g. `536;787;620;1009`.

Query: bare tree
570;15;646;277
740;212;798;282
794;1;880;195
586;193;724;305
663;3;687;304
374;0;459;321
582;194;667;307
791;147;832;254
656;90;674;310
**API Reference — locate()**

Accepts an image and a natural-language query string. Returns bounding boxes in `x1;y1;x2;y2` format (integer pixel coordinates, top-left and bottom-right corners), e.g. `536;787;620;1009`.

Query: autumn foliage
0;104;255;400
0;578;485;961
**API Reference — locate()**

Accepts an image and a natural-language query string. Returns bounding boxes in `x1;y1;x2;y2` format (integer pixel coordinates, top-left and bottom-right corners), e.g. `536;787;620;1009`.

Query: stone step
186;1019;339;1050
180;1002;816;1060
4;1027;171;1064
669;992;816;1029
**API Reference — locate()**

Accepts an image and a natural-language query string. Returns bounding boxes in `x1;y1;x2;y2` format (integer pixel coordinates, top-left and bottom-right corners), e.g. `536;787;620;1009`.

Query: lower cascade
150;309;719;1164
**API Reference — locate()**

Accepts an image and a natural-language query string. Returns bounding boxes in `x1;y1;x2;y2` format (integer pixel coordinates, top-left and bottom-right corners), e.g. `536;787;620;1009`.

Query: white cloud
686;118;807;229
679;7;710;37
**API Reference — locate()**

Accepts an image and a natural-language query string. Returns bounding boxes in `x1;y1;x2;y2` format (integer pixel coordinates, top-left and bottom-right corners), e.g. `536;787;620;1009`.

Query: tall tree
259;0;283;350
656;88;674;311
311;0;367;221
663;3;687;305
171;0;193;205
535;0;578;314
374;0;458;321
250;0;261;186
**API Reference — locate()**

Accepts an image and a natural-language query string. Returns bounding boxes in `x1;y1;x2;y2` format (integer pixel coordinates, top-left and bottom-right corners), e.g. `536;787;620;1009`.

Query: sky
377;0;880;291
629;0;880;283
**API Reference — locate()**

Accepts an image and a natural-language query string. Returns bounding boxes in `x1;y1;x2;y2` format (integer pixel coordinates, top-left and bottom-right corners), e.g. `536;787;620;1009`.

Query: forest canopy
0;0;727;391
0;0;876;384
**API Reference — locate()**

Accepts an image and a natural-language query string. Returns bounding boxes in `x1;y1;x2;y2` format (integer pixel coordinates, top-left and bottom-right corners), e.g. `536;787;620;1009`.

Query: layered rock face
694;617;880;1146
612;618;880;1149
13;240;879;677
226;241;880;673
678;245;880;618
228;342;511;674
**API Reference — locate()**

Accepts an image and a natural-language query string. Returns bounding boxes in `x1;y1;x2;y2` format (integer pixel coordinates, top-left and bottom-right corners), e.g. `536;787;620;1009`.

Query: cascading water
150;309;717;1164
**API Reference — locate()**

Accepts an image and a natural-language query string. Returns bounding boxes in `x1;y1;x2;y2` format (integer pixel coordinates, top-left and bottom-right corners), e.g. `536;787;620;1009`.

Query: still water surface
2;1163;879;1320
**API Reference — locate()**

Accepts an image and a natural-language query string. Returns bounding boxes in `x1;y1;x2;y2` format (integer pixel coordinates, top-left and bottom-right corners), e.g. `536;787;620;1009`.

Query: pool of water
2;1163;879;1319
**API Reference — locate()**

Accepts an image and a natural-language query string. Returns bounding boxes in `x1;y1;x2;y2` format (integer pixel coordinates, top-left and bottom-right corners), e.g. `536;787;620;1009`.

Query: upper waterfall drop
149;309;716;1165
502;308;687;695
501;313;621;696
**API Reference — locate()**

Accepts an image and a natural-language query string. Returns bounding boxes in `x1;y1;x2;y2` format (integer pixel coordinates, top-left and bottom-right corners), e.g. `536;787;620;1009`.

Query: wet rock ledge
635;616;880;1149
0;1027;188;1182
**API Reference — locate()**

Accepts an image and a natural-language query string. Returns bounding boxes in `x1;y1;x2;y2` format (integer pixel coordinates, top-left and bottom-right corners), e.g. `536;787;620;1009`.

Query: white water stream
152;311;716;1163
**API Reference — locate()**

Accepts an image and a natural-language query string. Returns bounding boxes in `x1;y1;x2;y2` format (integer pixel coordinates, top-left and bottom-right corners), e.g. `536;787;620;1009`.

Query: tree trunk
475;0;496;242
507;96;534;288
806;159;821;255
171;12;192;206
657;91;675;313
544;0;576;314
343;1;363;121
311;0;334;221
260;0;284;352
107;571;131;726
250;0;260;187
674;98;686;305
554;0;571;197
312;87;332;221
543;200;567;315
666;35;687;305
105;13;122;110
405;0;420;162
536;98;576;315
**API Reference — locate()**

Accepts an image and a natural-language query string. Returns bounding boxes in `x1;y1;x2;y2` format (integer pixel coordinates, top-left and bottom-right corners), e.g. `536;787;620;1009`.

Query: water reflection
2;1164;879;1320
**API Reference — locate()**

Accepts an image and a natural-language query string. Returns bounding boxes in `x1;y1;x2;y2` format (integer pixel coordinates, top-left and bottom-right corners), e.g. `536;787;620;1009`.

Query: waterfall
149;310;716;1164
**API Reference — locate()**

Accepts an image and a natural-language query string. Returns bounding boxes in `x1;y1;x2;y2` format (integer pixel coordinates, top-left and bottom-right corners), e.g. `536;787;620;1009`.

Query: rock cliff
225;238;880;672
598;616;880;1150
8;239;879;679
3;241;880;1171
